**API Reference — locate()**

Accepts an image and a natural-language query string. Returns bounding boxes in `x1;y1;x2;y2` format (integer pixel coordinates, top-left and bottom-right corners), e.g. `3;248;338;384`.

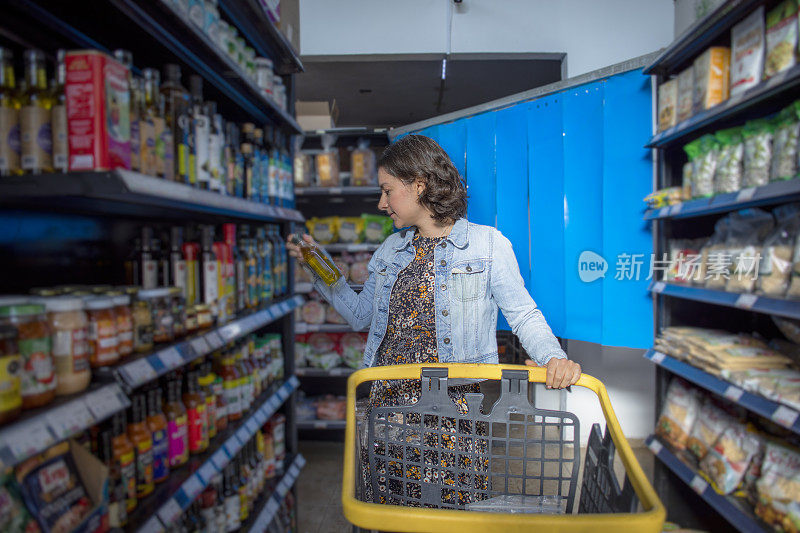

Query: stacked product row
0;47;295;207
295;332;367;370
304;215;393;245
294;138;378;187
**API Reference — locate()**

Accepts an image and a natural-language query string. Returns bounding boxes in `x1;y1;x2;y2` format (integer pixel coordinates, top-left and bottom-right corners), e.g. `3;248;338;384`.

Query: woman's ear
415;179;426;197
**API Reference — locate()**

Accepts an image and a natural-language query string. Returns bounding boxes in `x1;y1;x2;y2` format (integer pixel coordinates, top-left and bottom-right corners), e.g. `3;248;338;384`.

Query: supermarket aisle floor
296;440;655;533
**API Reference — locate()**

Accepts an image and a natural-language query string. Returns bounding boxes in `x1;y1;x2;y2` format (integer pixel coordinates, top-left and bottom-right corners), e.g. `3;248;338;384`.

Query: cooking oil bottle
0;47;20;176
20;49;52;174
290;234;341;286
50;50;67;172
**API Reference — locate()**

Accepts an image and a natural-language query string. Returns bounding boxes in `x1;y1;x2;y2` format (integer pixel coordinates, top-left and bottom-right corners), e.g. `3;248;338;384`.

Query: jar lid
0;296;30;307
0;303;46;317
84;297;114;310
41;296;84;313
0;324;17;341
112;295;130;307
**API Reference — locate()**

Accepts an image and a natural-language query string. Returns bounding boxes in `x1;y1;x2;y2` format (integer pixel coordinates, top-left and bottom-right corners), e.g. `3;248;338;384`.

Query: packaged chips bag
315;133;340;186
755;441;800;529
685;135;718;198
764;0;799;80
743;118;774;187
699;421;761;495
655;378;701;450
770;101;800;181
731;6;766;95
687;398;737;460
337;217;365;244
724;208;774;293
714;127;745;194
758;203;800;297
362;214;394;243
305;216;338;244
350;138;377;185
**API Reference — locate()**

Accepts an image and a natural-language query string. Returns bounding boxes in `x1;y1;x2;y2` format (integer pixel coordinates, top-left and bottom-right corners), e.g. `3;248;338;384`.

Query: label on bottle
0;355;22;414
134;323;154;351
187;403;207;453
151;427;169;481
208;132;223;192
53;328;89;375
177;114;191;183
140;118;156;176
119;449;137;511
167;415;188;467
19;336;54;398
130;119;140;171
172;259;187;294
204;259;219;307
194;114;210;186
206;395;217;439
268;159;279;203
134;438;154;497
0;107;19;173
225;495;241;530
142;259;157;289
224;378;242;419
20;106;52;171
51;104;68;171
162;126;174;180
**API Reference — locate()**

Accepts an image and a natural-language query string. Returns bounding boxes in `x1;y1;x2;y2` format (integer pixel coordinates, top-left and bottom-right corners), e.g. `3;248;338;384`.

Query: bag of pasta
743;118;775;187
687;397;737;460
714;127;744;194
699;421;761;495
725;208;774;293
771;102;800;181
758;203;800;296
755;441;800;530
655;378;700;450
685;135;718;198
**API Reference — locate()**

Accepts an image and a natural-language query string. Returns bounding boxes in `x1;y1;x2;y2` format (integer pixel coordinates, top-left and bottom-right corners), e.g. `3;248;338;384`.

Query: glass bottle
201;225;219;321
127;393;155;499
219;349;241;422
270;227;287;296
223;463;240;532
224;122;236;196
140;68;160;176
236;456;249;522
267;126;279;206
224;223;245;313
98;426;129;528
234;345;252;413
250;126;263;203
20;49;52;173
139;226;158;289
161;64;191;184
146;387;170;484
183;229;200;307
0;47;20;176
290;234;341;286
199;362;217;440
164;377;189;468
257;227;274;303
114;50;138;173
183;370;208;454
50;50;67;172
242;230;259;309
190;75;210;189
240;134;254;200
170;226;188;300
159;94;175;180
111;412;137;513
206;102;223;193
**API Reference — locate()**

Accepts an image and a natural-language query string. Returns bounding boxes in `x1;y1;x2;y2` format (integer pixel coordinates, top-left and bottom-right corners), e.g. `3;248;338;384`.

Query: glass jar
151;289;174;343
0;325;22;424
133;291;156;353
0;303;55;409
185;305;198;334
195;304;213;330
113;295;134;358
168;287;186;339
42;296;90;395
85;297;119;367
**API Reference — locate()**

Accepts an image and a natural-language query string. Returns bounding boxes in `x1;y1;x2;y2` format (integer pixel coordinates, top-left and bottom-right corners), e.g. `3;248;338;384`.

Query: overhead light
441;58;447;80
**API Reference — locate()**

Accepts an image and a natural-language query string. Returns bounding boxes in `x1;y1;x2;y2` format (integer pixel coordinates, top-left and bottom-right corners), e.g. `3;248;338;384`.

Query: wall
299;0;674;77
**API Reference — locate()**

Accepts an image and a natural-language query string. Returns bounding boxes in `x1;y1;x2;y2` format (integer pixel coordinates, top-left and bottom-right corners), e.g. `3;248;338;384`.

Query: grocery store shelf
295;323;358;334
246;454;307;533
297;419;346;430
649;281;800;320
647;64;800;149
0;383;130;470
644;349;800;434
644;178;800;220
218;0;303;75
110;296;304;391
645;435;767;533
0;171;304;223
295;186;381;196
323;242;381;253
131;376;300;532
643;0;760;75
109;0;302;132
294;282;363;294
296;367;356;377
304;127;389;137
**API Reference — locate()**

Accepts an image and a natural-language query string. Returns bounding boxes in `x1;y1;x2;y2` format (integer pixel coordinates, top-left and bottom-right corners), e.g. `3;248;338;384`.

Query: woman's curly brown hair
377;135;468;223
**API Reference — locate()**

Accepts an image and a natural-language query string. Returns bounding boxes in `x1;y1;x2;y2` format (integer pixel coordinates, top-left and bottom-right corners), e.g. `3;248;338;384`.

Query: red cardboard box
65;50;131;171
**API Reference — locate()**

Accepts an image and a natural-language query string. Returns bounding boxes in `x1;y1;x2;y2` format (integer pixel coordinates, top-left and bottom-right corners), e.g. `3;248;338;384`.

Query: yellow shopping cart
342;364;665;533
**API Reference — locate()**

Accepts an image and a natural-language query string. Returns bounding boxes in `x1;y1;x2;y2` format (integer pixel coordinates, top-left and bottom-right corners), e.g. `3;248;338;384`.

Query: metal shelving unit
245;454;307;532
649;281;800;320
295;186;381;197
295;367;356;377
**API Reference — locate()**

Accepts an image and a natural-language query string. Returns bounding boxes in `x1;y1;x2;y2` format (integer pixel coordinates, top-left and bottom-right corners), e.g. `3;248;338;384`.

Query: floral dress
361;233;489;506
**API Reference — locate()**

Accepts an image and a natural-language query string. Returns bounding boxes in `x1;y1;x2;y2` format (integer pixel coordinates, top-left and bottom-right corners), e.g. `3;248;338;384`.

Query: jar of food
151;289;174;343
0;325;22;424
42;296;90;396
185;305;198;334
168;287;186;339
0;303;55;409
132;294;154;353
113;295;134;358
196;304;213;330
85;297;119;367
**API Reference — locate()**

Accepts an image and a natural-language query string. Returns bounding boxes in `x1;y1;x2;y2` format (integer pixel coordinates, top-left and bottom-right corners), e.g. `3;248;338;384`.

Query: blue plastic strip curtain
401;69;653;349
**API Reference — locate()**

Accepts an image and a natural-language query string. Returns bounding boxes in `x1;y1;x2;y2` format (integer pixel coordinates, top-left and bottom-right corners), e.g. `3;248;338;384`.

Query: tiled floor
296;439;655;533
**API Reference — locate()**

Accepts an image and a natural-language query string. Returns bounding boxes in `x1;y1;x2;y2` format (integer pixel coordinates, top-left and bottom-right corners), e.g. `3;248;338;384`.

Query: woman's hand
525;358;581;389
286;233;316;264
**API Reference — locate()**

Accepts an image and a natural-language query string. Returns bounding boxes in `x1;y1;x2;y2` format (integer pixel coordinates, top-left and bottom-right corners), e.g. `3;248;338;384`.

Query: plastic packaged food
350;261;370;284
657;78;678;131
350;138;377;185
684;135;718;198
699;421;761;495
325;304;347;325
699;215;732;287
0;470;39;532
0;325;21;424
655;378;700;450
42;297;90;396
316;394;346;420
686;398;735;460
725;208;774;293
713;127;744;194
755;441;800;528
743;118;774;187
693;47;731;113
0;303;55;409
112;294;134;358
337;217;365;244
759;204;800;296
731;6;766;95
315;134;339;186
362;214;394;243
301;300;326;325
770;101;800;181
764;0;799;79
340;332;367;369
643;187;686;209
676;67;694;122
85;297;119;367
293;152;313;188
305;217;338;244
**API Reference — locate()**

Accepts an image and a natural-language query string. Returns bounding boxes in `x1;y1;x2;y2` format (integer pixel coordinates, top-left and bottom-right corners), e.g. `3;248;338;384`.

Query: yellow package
305;217;339;244
693;47;731;113
337;217;365;243
350;143;376;186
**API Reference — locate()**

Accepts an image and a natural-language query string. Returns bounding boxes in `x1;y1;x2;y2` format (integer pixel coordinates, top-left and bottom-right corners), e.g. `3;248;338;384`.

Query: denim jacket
312;218;567;368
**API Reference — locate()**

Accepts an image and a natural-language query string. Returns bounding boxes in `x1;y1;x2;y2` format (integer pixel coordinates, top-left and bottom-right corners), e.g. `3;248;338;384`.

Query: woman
288;135;581;504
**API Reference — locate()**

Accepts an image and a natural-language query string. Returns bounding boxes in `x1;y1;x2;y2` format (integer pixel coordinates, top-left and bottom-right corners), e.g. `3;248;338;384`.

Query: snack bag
350;138;377;185
731;6;766;95
687;398;736;460
362;214;394;243
305;216;339;244
725;208;774;293
714;127;745;194
701;215;733;287
684;135;718;198
655;378;700;450
340;332;367;369
755;442;800;529
700;422;761;495
764;0;799;80
693;47;731;113
743;118;774;187
770;101;800;181
758;203;800;296
658;79;678;131
337;217;365;244
293;135;313;187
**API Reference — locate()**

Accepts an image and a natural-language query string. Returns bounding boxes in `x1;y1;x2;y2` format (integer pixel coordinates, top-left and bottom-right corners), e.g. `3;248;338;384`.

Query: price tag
246;418;259;433
689;475;708;495
157;499;183;526
211;450;229;470
670;203;683;215
277;387;289;401
140;516;165;533
647;439;663;455
650;351;666;364
46;401;94;439
736;187;757;202
723;385;744;402
122;358;157;386
4;422;55;461
314;421;328;429
772;405;799;429
198;462;217;484
658;207;669;218
328;187;343;195
190;337;211;355
734;293;758;309
297;455;307;469
254;410;267;425
267;498;280;515
182;474;204;500
652;281;666;294
86;386;126;420
158;347;184;369
205;331;224;350
295;323;308;334
236;426;250;442
289;464;301;478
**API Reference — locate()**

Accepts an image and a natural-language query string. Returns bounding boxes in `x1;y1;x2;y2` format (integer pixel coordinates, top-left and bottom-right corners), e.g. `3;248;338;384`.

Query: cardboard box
295;100;338;131
65;50;131;171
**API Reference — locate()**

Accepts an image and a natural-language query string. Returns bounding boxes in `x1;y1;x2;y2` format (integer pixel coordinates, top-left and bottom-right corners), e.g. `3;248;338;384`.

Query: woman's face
377;168;426;229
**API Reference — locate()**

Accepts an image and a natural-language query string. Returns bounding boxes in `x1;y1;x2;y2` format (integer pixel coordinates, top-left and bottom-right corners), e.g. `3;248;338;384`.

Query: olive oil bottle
290;234;341;286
